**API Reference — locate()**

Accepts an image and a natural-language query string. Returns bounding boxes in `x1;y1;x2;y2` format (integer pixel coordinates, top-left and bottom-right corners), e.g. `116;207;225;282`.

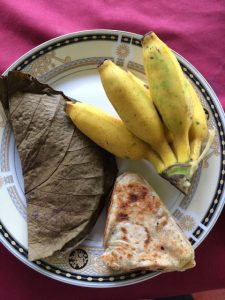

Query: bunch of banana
142;32;214;189
98;59;176;169
66;32;214;194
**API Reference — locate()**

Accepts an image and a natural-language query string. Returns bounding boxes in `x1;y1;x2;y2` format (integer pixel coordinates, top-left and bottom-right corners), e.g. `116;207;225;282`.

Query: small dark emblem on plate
68;249;88;269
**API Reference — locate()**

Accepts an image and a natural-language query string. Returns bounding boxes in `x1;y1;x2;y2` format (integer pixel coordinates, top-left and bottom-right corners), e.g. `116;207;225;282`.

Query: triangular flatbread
101;172;195;272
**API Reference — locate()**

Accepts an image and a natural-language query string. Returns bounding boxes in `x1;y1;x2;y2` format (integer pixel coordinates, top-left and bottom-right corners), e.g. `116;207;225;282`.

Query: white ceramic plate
0;29;225;288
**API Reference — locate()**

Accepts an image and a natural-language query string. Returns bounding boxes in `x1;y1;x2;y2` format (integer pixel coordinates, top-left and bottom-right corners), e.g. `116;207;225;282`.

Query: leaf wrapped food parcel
0;71;117;261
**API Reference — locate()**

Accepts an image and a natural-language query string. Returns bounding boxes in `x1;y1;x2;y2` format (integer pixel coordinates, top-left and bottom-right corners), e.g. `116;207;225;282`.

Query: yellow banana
142;32;193;163
128;71;174;146
98;59;176;168
187;79;208;160
65;101;165;173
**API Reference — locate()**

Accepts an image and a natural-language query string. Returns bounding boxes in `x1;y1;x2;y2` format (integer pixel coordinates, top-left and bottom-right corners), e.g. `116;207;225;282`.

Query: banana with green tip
142;32;193;163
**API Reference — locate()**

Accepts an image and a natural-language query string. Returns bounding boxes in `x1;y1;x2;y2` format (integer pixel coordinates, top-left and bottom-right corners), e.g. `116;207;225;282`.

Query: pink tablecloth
0;0;225;299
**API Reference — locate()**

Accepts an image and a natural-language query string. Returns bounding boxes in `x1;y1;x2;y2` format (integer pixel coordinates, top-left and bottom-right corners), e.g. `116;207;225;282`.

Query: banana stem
190;139;202;161
155;141;177;168
161;128;215;194
173;133;190;163
161;163;191;194
145;151;165;173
